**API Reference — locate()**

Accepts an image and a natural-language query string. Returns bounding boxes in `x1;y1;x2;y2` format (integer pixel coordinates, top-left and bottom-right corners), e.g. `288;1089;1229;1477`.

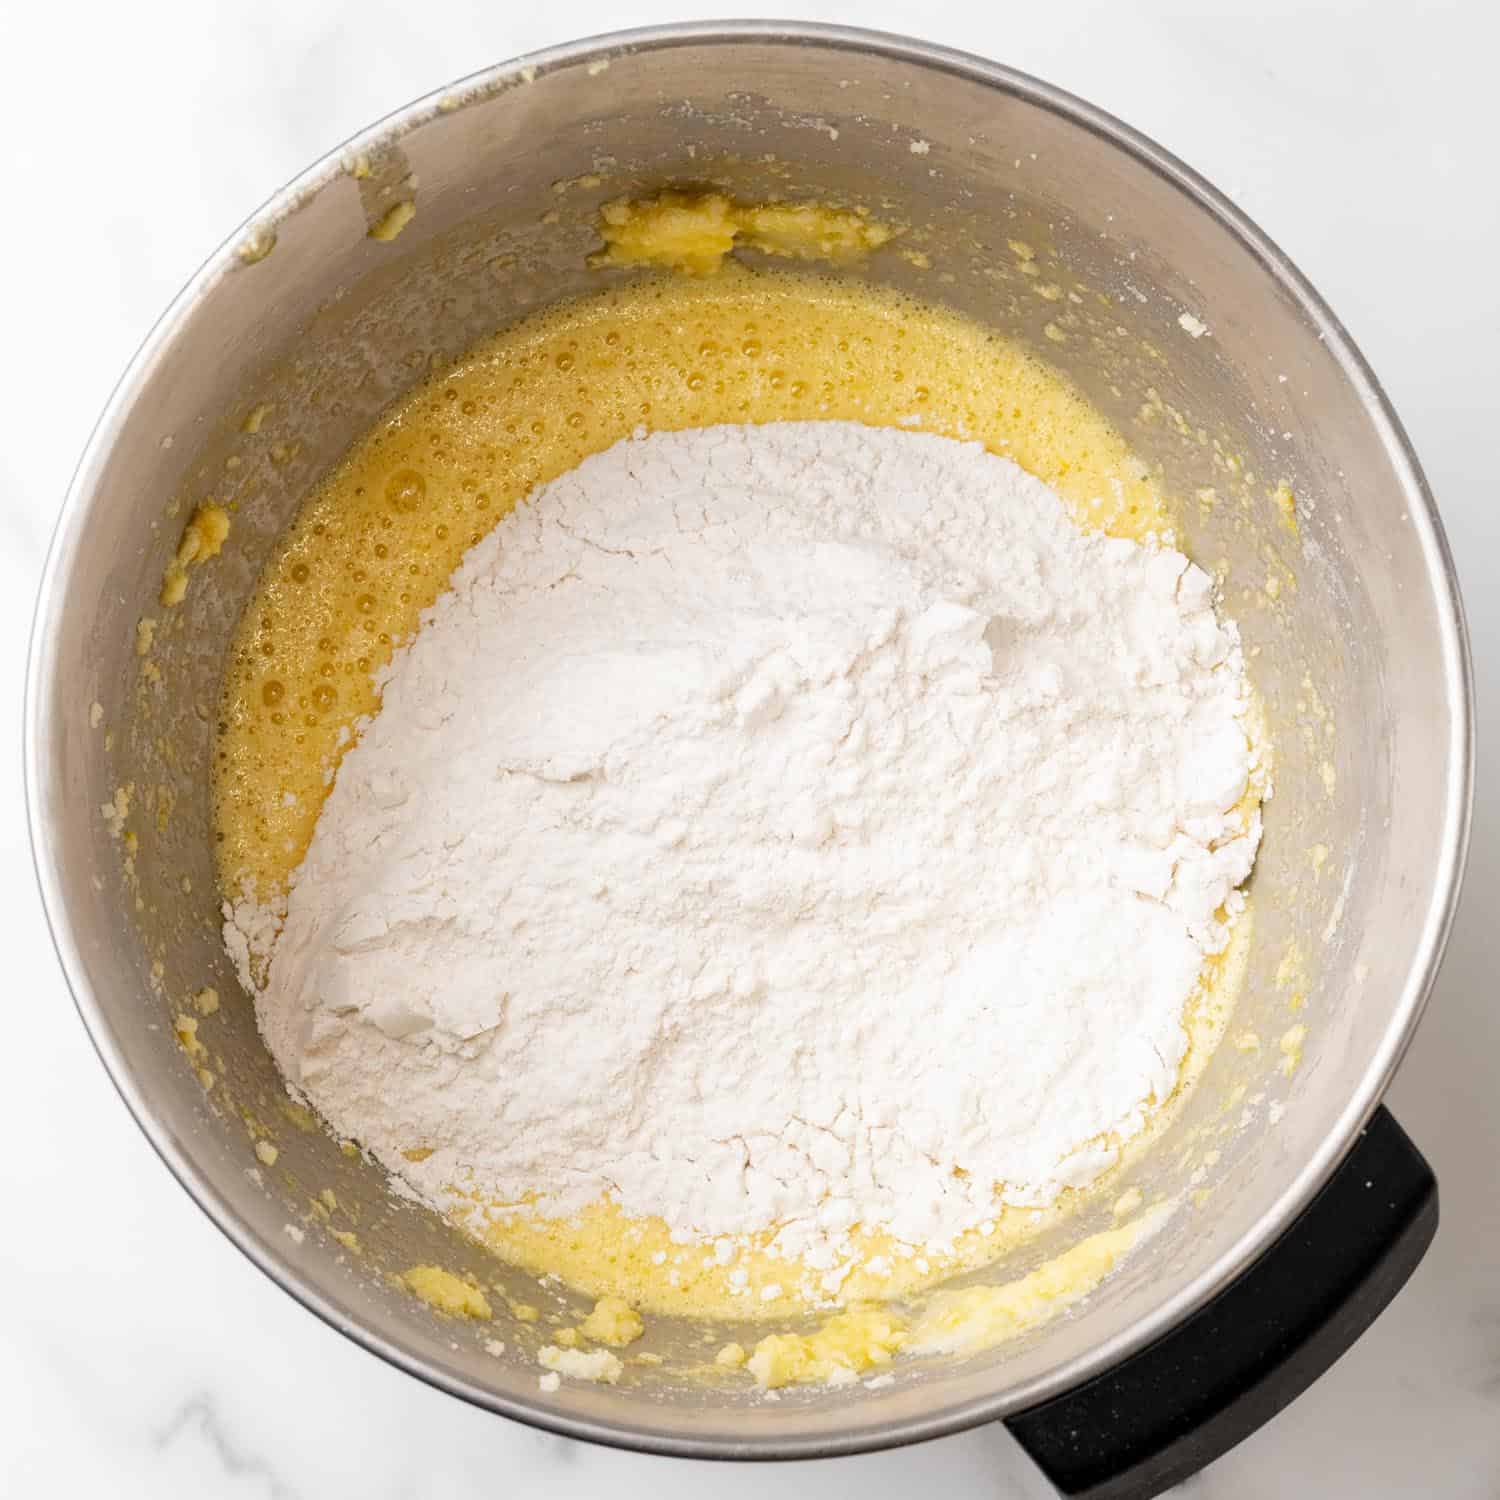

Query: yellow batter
215;264;1247;1343
741;1202;1173;1388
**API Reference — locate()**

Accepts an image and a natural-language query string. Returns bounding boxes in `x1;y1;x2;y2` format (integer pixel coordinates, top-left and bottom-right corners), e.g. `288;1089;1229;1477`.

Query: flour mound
238;423;1261;1263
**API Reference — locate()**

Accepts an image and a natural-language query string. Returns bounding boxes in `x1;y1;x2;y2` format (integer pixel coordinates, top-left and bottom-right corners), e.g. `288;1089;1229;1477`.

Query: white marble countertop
3;1;1496;1494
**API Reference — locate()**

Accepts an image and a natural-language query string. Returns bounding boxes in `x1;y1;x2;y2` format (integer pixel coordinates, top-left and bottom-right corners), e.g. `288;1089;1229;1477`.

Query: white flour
231;423;1262;1266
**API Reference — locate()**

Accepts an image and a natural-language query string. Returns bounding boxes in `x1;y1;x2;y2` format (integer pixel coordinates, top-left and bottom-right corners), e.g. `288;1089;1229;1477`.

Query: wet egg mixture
215;262;1253;1378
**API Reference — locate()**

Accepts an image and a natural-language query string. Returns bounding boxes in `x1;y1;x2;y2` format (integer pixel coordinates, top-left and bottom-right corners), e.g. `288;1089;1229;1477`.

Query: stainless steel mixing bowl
25;22;1472;1498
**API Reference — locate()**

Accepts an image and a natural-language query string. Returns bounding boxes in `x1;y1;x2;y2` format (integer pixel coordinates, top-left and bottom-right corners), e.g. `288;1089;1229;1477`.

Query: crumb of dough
1279;1024;1308;1076
254;1140;279;1166
538;1345;623;1385
368;201;416;242
1273;482;1299;538
238;232;276;264
746;1307;906;1390
160;503;230;606
402;1266;493;1320
538;1371;561;1392
101;784;132;838
715;1342;748;1368
579;1296;644;1348
173;1015;207;1060
193;987;220;1015
134;618;156;656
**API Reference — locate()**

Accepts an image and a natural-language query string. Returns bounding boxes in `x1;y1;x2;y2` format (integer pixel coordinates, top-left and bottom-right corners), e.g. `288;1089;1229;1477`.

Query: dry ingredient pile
231;419;1262;1286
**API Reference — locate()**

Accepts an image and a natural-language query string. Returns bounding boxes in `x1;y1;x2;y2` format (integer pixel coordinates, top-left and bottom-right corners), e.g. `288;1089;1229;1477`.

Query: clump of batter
589;190;897;275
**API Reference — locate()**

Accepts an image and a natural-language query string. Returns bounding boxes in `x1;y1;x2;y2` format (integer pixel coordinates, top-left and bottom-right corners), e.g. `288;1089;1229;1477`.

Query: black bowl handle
1005;1106;1437;1499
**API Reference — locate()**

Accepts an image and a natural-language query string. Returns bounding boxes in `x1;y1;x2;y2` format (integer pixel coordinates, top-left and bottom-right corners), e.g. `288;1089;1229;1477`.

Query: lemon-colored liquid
215;267;1235;1322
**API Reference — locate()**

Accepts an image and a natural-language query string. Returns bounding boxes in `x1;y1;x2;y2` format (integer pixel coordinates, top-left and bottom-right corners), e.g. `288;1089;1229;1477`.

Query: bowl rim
24;18;1475;1461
